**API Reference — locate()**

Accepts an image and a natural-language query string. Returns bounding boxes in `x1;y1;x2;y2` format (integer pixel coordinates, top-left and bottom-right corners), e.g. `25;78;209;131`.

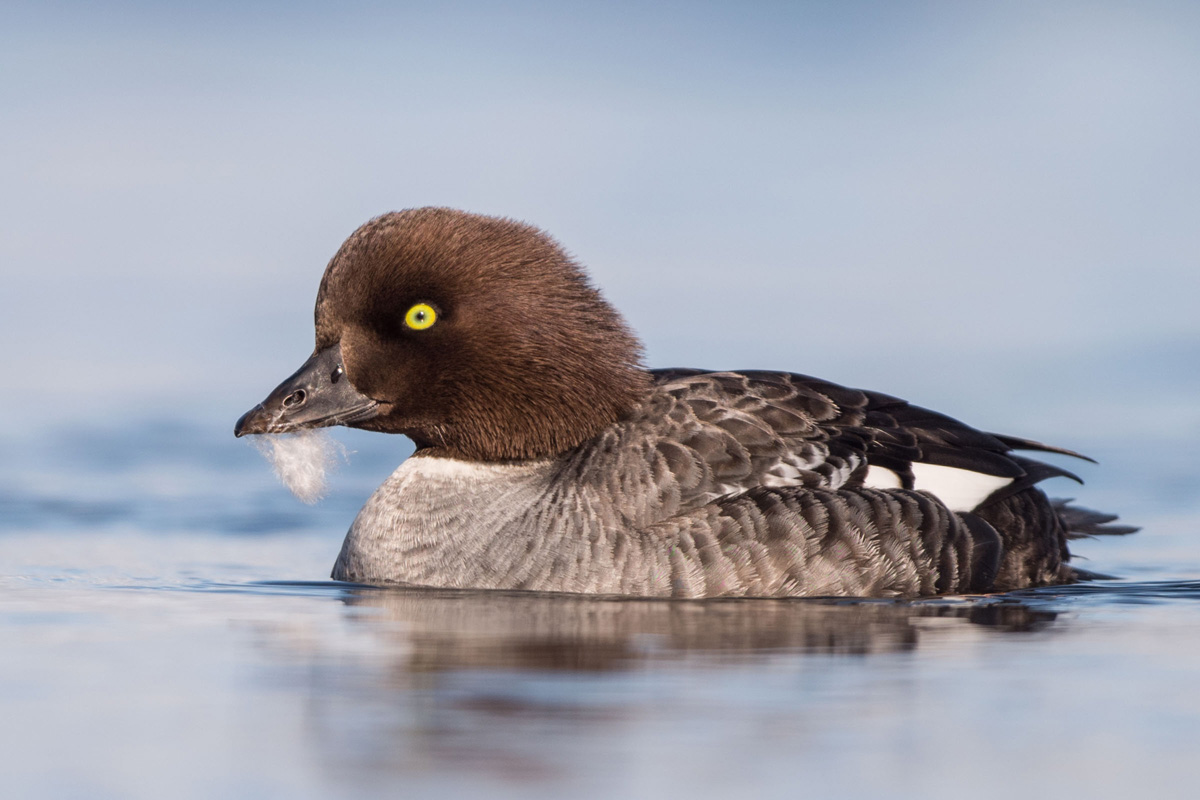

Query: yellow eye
404;303;437;330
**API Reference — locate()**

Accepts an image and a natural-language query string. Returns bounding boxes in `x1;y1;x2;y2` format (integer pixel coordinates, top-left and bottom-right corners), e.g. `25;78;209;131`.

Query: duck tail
1052;499;1140;539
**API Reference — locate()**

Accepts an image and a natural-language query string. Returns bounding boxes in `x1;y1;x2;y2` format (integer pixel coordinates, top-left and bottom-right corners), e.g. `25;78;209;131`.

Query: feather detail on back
641;370;1078;512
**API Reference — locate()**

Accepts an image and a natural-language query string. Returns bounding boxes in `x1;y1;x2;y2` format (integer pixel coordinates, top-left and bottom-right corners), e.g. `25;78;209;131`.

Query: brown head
235;208;651;460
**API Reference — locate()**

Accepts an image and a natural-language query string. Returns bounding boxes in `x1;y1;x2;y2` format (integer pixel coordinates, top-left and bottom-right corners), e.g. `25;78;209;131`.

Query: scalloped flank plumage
237;207;1135;598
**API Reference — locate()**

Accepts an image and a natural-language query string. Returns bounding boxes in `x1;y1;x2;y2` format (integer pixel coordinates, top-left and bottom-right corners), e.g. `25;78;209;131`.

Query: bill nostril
283;389;307;409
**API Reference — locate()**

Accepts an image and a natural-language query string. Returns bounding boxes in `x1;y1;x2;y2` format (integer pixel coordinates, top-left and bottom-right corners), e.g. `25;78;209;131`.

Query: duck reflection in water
254;588;1060;786
268;587;1058;671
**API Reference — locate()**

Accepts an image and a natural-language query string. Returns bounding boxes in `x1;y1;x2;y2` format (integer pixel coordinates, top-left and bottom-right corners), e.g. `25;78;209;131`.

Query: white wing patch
909;463;1012;512
865;464;1014;511
863;466;903;490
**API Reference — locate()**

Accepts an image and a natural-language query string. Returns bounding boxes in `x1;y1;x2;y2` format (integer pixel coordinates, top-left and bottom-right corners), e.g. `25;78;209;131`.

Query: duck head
234;208;650;460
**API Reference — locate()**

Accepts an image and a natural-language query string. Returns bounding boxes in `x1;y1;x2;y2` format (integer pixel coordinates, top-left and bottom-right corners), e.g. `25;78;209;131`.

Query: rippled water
3;419;1199;799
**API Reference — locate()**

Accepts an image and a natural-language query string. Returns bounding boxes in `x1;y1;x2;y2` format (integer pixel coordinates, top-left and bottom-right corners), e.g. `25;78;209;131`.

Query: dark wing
646;369;1082;512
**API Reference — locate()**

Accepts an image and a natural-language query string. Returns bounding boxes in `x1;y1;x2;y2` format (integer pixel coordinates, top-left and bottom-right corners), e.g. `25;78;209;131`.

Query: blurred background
4;0;1197;530
2;2;1199;798
3;0;1197;434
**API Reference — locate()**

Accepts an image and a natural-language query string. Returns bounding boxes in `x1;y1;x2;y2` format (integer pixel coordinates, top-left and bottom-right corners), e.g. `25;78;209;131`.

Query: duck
234;207;1133;598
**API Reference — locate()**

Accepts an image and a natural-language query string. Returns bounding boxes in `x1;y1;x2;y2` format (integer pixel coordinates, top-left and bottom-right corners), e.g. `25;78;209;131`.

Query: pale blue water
2;417;1199;799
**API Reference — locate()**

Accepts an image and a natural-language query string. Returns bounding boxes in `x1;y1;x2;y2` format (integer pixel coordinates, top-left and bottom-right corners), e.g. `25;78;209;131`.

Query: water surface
2;420;1199;799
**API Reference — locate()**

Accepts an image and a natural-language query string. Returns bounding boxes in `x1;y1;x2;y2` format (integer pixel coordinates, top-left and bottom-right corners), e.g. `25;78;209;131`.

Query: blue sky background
2;0;1197;456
